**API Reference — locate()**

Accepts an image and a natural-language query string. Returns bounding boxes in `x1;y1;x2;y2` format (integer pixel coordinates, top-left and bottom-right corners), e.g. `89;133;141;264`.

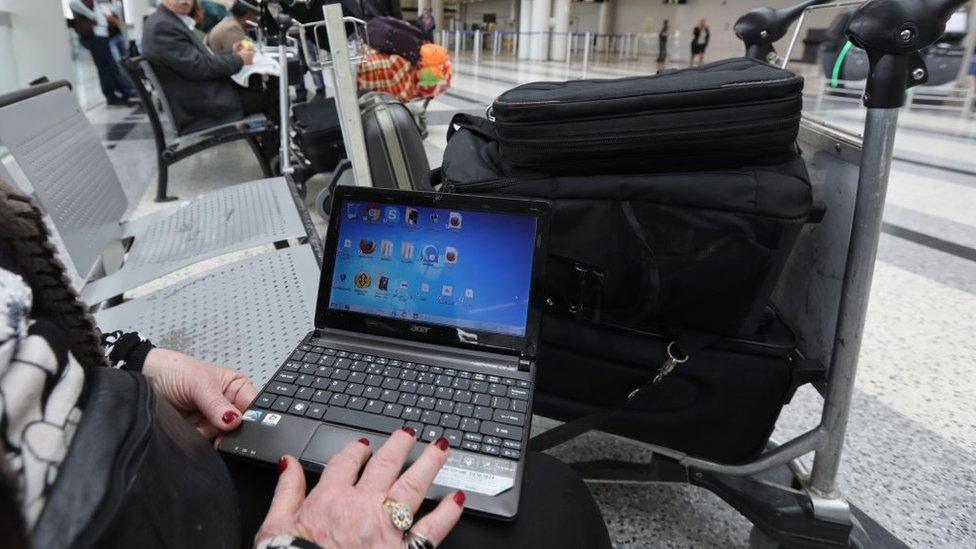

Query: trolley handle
846;0;969;108
734;0;833;62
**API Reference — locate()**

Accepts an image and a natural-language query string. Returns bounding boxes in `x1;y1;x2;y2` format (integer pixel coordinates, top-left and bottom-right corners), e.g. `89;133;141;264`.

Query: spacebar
323;407;404;434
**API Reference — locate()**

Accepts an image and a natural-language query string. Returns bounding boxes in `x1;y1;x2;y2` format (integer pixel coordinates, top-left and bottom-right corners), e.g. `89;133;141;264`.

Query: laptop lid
316;187;550;359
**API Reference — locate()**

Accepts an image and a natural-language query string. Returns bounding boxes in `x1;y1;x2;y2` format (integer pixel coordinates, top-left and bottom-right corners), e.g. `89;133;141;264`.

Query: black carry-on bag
293;98;346;175
361;91;432;191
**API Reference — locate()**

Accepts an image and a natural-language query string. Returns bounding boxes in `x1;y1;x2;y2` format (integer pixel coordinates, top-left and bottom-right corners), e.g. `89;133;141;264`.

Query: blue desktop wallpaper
328;200;538;336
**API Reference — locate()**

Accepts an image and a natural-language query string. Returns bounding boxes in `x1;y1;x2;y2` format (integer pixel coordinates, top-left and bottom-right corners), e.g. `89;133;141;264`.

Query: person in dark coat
416;8;436;42
691;19;710;67
141;0;273;137
657;19;669;64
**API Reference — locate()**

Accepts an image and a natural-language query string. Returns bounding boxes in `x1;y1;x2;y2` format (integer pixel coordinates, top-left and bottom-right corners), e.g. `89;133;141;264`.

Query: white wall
0;0;74;93
612;0;674;35
569;1;600;34
461;0;517;30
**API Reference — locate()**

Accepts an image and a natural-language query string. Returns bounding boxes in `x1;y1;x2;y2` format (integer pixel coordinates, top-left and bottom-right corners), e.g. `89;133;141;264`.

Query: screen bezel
316;186;550;358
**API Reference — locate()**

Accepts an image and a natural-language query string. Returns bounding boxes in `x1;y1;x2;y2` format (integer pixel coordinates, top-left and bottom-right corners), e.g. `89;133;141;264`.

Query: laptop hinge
517;356;532;373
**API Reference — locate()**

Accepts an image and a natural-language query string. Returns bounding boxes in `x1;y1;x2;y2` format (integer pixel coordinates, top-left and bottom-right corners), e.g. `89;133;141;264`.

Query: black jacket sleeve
142;16;243;81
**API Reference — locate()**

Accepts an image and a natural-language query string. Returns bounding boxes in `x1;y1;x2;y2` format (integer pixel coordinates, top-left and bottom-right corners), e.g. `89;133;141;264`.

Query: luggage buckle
628;341;690;401
571;263;604;324
486;105;496;122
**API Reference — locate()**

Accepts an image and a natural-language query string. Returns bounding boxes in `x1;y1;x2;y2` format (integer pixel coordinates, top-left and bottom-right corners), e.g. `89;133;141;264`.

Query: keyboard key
384;403;404;417
454;390;473;404
472;393;491;407
271;397;293;412
435;399;455;413
405;422;423;437
451;378;471;390
312;390;332;404
305;353;322;364
299;363;317;375
402;362;415;369
417;396;436;410
289;401;310;415
275;372;298;383
299;344;312;352
381;377;401;390
471;381;489;393
480;422;523;441
454;403;474;417
415;364;430;372
381;389;399;403
329;380;349;393
312;377;331;390
305;404;327;420
295;387;315;401
254;393;276;408
399;370;418;381
350;361;367;372
282;361;301;372
363;386;382;399
295;374;314;387
491;396;511;410
513;399;528;413
501;378;516;386
439;414;460;429
344;383;365;397
348;372;367;384
333;358;352;369
389;360;401;367
483;436;502;446
473;406;493;421
430;366;443;374
443;429;462;448
459;417;481;433
461;441;480;452
383;367;401;378
421;425;443;442
290;350;306;361
472;373;486;381
420;410;441;425
323;407;403;434
322;348;337;356
482;445;500;456
347;396;367;411
367;364;385;375
399;381;419;393
401;407;422;421
508;386;530;400
349;353;362;360
318;356;337;367
364;400;386;415
435;387;454;400
487;376;501;383
501;449;521;460
398;393;418;406
365;374;383;387
329;393;349;407
444;369;457;377
417;384;436;397
502;440;522;450
315;366;334;378
417;372;436;384
375;357;388;365
458;371;471;379
488;383;507;397
434;375;452;387
336;351;348;358
463;432;483;442
268;383;298;397
331;369;350;381
363;355;375;362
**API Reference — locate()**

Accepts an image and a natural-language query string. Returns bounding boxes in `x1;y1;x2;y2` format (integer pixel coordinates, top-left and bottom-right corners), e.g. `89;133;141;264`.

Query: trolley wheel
315;186;333;221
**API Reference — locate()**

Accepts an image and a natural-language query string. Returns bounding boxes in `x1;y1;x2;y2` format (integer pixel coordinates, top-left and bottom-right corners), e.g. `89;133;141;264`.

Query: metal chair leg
155;155;178;202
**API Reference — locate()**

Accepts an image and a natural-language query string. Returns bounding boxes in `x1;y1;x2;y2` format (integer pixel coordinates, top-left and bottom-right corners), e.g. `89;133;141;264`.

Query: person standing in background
691;18;710;66
416;8;436;42
657;19;669;63
69;0;135;105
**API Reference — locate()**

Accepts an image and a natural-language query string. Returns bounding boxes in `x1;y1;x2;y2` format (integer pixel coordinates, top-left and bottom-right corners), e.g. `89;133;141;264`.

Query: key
483;436;502;446
363;386;382;399
329;393;349;407
502;440;522;450
443;429;462;448
482;445;500;456
331;369;349;381
401;407;422;421
473;406;493;421
366;374;384;387
420;410;442;425
305;353;322;364
507;386;530;400
459;417;481;433
470;380;489;393
329;380;349;393
493;410;525;426
417;396;436;410
501;378;516;386
417;372;436;384
375;357;388;365
429;366;443;374
347;396;367;411
253;393;276;408
336;351;348;358
512;399;528;413
299;363;317;375
415;364;430;372
501;448;521;460
472;393;491;407
364;400;386;414
268;383;297;397
322;348;337;356
367;364;385;375
487;376;501;383
435;387;454;400
434;375;452;387
435;399;455;413
451;378;471;390
400;381;419;393
312;377;331;390
454;390;473;404
517;380;531;389
282;361;301;372
461;441;480;452
344;383;365;397
457;371;471;379
399;370;418;381
421;426;443;442
315;366;334;379
295;374;314;387
323;407;403;434
299;344;312;352
384;403;404;417
333;358;352;369
362;356;375;363
454;403;474;417
349;353;362;360
381;389;399;403
350;361;367;372
398;393;418;406
405;422;423;438
480;421;524;441
491;396;511;410
417;384;436;397
382;377;401;390
305;404;326;420
295;387;315;401
312;390;332;404
318;355;337;367
463;432;483;442
348;372;367;384
383;367;401;378
290;350;306;361
488;383;507;397
389;360;401;367
271;397;292;412
439;414;461;429
289;401;309;415
275;372;298;383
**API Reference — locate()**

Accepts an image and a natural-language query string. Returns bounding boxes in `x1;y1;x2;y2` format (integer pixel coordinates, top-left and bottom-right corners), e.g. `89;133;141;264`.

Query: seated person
206;0;260;54
141;0;275;143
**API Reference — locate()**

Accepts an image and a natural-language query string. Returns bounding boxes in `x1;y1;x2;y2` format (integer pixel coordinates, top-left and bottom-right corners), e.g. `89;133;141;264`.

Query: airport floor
73;52;976;547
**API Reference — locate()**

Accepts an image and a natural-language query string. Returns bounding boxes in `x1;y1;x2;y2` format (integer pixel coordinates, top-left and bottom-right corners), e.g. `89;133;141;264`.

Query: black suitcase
361;92;432;191
486;57;803;174
534;311;823;464
293;98;346;174
438;119;815;337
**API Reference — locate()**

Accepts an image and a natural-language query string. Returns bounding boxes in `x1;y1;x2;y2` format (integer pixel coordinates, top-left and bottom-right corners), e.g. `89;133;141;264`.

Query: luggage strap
529;331;717;452
447;113;498;142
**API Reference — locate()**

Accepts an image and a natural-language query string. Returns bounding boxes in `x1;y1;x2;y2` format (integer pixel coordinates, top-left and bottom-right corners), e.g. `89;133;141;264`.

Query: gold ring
383;498;414;531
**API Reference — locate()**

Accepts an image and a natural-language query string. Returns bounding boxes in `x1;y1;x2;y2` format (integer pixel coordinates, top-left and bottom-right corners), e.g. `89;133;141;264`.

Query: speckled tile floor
56;52;976;548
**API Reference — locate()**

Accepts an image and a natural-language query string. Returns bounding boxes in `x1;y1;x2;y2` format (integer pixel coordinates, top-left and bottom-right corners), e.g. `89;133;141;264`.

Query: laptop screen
326;198;539;337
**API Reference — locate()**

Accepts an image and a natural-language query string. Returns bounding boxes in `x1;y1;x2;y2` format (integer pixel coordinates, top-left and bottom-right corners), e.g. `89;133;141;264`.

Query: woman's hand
256;428;465;548
142;348;258;439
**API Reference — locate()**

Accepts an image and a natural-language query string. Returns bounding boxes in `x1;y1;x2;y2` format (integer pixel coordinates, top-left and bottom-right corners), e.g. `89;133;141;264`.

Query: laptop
219;186;550;519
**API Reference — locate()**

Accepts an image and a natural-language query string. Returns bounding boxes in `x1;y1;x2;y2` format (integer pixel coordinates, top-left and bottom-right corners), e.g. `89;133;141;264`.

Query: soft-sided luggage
438;119;814;337
486;57;803;173
360;91;432;191
534;311;823;463
366;16;425;63
293;97;346;174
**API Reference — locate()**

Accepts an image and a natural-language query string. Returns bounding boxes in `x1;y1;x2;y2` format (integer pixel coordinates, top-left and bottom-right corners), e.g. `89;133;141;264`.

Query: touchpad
299;425;516;497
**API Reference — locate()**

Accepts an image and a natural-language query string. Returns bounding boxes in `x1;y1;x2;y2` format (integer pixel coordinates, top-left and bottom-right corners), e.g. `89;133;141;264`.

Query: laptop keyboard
251;344;532;460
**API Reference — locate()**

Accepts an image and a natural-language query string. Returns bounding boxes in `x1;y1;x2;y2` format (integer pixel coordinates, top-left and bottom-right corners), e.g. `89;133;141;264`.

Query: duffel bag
486;57;803;174
533;311;824;464
438;116;815;337
366;16;425;63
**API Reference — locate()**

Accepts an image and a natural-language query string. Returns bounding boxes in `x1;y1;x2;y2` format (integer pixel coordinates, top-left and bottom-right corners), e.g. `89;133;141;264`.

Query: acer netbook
220;186;550;519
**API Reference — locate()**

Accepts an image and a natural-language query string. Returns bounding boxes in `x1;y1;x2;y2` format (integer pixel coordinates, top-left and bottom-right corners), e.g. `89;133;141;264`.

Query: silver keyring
666;341;689;364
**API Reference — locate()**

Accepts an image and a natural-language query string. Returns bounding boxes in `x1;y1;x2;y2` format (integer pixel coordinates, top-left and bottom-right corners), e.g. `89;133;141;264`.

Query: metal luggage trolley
544;1;969;547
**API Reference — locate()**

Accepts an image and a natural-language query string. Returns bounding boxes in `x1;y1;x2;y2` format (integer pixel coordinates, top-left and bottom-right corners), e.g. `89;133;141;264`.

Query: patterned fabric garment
0;266;154;528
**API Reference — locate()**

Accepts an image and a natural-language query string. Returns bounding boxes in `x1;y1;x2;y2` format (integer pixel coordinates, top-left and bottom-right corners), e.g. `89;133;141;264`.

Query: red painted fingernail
357;437;370;446
222;411;238;424
402;426;416;437
453;490;466;506
277;457;288;474
434;437;449;451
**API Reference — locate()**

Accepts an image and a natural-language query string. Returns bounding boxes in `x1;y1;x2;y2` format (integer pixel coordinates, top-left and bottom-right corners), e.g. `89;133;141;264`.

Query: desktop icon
339;273;347;283
421;283;430;293
441;285;453;297
359;239;376;255
400;241;414;261
444;247;458;264
421;245;438;263
345;202;358;220
406;207;419;225
380;239;393;259
354;272;371;289
464;288;474;299
343;239;352;249
448;212;462;229
384;206;400;223
378;276;389;291
430;212;440;224
366;203;382;222
399;280;409;292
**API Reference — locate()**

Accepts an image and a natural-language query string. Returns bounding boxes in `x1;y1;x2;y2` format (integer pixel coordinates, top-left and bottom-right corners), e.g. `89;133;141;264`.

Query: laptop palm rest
300;425;519;517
